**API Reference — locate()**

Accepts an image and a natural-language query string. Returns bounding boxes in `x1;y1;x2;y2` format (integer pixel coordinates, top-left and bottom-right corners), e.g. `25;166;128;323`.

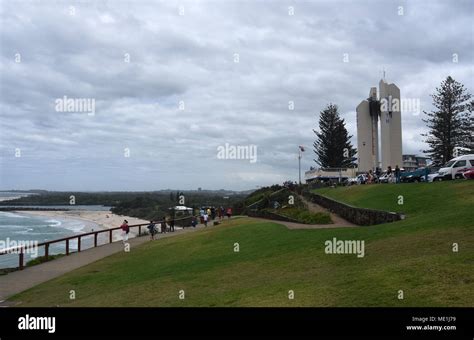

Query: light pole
298;145;305;185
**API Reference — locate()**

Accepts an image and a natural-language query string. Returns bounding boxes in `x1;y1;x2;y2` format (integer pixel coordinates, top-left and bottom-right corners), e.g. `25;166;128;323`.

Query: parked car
436;154;474;180
402;174;422;183
378;172;391;183
427;173;439;182
400;168;429;183
462;168;474;179
347;177;359;185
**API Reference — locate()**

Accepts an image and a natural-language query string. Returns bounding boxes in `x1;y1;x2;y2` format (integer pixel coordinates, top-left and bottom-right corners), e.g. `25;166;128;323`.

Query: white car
347;177;359;185
436;154;474;180
379;172;392;183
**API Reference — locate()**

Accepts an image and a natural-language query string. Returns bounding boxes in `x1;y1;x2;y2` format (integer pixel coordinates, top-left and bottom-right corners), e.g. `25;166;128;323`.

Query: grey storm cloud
0;0;473;191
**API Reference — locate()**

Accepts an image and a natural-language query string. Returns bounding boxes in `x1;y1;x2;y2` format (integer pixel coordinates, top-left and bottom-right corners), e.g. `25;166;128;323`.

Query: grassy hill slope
10;181;473;307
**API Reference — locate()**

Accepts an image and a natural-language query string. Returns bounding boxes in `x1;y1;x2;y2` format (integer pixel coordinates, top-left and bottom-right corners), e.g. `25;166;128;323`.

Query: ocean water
0;211;100;269
0;205;111;211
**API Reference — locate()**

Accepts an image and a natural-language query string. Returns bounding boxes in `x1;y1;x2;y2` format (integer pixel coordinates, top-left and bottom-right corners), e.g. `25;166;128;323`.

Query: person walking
191;215;197;228
203;213;208;227
395;165;401;184
169;217;175;232
147;220;157;240
375;167;381;182
121;220;130;243
161;216;167;234
367;170;373;184
226;207;232;219
387;166;393;183
218;207;223;221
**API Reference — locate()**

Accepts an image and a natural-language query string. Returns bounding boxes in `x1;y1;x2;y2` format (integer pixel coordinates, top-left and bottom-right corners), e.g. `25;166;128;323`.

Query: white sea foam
0;225;31;229
61;220;87;233
46;219;62;227
16;231;64;235
0;212;28;219
0;213;99;268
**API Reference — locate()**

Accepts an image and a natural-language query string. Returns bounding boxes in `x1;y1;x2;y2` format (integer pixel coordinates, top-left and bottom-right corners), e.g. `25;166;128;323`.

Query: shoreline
14;210;150;240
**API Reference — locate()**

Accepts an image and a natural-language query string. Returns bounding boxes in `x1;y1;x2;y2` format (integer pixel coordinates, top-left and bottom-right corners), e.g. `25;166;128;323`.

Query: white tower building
379;79;403;170
356;79;402;172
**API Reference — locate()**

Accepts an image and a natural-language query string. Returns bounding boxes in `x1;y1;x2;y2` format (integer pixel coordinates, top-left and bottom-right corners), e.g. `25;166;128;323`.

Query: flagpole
298;146;305;186
298;149;301;185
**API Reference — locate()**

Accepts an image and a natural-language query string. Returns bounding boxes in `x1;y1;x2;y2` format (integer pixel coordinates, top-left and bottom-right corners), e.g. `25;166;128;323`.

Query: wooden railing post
66;239;69;255
109;229;113;243
139;225;141;236
94;232;98;247
78;236;81;252
19;248;24;270
44;244;49;260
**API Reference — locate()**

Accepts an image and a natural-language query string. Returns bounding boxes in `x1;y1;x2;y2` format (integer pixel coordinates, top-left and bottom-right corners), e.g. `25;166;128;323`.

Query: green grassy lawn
10;181;473;307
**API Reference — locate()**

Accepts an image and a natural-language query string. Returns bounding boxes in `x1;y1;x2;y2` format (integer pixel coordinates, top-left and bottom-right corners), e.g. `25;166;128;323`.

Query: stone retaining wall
303;192;404;226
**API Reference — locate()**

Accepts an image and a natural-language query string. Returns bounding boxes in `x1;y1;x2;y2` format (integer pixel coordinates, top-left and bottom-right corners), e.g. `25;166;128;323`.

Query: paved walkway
0;224;206;304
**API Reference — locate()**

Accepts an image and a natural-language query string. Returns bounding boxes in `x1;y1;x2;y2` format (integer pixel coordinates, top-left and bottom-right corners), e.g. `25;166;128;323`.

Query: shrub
277;207;332;224
26;254;65;267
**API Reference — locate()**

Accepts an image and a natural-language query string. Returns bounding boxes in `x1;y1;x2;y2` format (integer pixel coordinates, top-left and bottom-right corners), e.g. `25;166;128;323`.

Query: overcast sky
0;0;473;191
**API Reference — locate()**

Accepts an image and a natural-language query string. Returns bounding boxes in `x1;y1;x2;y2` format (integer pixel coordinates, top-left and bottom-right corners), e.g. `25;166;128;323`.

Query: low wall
303;192;404;226
247;210;301;224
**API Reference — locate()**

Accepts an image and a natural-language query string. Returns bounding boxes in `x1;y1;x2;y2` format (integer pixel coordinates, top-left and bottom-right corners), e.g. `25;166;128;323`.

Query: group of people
119;207;234;242
365;165;402;184
198;206;233;227
119;217;176;243
147;217;175;240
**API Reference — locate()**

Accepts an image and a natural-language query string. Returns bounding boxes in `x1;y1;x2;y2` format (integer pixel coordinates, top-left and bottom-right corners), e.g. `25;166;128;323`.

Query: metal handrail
0;216;193;270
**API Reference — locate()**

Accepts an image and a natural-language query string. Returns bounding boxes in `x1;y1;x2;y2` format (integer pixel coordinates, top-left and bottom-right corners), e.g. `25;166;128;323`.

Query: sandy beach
17;210;150;241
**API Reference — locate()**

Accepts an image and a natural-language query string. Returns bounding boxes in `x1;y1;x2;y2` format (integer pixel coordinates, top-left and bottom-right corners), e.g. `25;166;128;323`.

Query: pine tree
466;100;474;151
422;76;472;165
313;104;356;168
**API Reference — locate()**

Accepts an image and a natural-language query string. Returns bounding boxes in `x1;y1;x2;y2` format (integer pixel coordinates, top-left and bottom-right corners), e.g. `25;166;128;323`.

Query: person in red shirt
226;207;232;219
121;220;129;243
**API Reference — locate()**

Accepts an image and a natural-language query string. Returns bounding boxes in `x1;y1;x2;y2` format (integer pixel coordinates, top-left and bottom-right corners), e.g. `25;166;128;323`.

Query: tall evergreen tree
466;99;474;151
422;76;473;165
313;104;356;168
